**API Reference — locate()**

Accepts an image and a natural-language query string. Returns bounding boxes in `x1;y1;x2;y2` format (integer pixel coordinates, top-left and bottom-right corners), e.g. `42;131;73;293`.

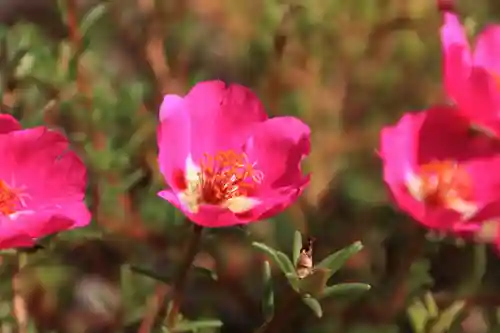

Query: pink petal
192;205;244;227
474;25;500;74
0;201;90;249
244;116;310;194
379;110;423;186
158;190;243;227
379;106;488;230
157;95;191;191
0;128;87;203
440;12;472;104
416;106;474;163
184;80;268;161
0;114;21;134
253;179;310;220
0;126;90;246
158;189;182;210
0;232;34;249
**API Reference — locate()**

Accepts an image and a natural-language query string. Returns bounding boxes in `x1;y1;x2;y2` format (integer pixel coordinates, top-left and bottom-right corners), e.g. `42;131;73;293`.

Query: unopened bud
437;0;455;12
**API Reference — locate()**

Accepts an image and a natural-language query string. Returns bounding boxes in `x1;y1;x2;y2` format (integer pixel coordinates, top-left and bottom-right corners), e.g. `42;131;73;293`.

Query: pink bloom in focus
380;106;500;232
441;12;500;133
0;114;91;249
157;80;310;227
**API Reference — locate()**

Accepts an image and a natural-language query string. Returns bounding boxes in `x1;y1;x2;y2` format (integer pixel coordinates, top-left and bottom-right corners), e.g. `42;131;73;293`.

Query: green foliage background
1;0;500;332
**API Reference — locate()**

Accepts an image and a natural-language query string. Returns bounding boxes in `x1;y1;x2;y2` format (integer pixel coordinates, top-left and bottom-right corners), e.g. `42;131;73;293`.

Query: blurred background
1;0;500;332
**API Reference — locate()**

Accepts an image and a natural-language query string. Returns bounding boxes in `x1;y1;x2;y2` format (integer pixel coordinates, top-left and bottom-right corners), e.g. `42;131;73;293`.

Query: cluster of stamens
197;150;263;205
416;160;473;207
0;180;18;216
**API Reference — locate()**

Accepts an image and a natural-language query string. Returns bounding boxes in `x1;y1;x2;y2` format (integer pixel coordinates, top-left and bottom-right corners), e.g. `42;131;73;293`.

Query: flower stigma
406;160;477;217
180;150;263;213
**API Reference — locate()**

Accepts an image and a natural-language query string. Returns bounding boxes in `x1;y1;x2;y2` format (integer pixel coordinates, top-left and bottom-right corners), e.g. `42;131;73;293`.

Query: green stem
255;291;301;333
165;224;204;328
14;252;29;333
458;244;486;296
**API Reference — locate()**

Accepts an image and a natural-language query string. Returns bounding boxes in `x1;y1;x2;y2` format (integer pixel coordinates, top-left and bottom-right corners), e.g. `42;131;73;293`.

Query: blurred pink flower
441;12;500;134
157;80;310;227
0;114;91;249
379;106;500;232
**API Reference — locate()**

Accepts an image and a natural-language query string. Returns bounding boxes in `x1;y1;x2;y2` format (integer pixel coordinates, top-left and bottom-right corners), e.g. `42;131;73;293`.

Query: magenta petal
379;111;423;186
379;107;478;230
255;178;310;220
0;114;21;134
158;190;244;227
440;12;473;105
0;233;34;249
184;80;268;160
191;205;244;227
474;25;500;74
440;13;470;54
245;116;310;193
158;190;183;210
0;203;90;249
157;95;191;191
1;128;86;203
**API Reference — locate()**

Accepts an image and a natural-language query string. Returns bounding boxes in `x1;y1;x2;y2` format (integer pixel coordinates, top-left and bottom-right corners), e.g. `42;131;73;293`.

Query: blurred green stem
458;244;487;295
255;291;301;333
13;252;29;333
165;224;204;328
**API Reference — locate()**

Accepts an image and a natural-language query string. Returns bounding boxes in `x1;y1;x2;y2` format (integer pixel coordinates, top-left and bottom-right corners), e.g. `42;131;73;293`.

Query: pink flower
379;106;500;232
0;114;91;249
441;12;500;133
157;80;310;227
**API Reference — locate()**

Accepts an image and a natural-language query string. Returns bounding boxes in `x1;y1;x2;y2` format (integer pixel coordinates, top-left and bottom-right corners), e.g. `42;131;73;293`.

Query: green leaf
316;241;363;278
302;296;323;318
262;260;274;320
407;299;429;333
429;301;466;333
80;3;108;36
168;319;223;332
252;242;294;275
292;230;302;266
275;251;296;275
285;272;300;291
297;268;330;297
130;264;172;282
423;292;439;319
319;282;371;300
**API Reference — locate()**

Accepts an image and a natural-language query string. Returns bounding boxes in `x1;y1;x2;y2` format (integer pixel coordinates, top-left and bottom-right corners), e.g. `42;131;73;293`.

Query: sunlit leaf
423;292;439;319
407;299;429;333
316;241;363;278
429;301;466;333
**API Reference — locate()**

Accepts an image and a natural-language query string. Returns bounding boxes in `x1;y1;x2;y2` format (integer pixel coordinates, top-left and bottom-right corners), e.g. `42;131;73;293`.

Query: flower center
416;160;473;207
197;150;263;205
0;180;19;215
